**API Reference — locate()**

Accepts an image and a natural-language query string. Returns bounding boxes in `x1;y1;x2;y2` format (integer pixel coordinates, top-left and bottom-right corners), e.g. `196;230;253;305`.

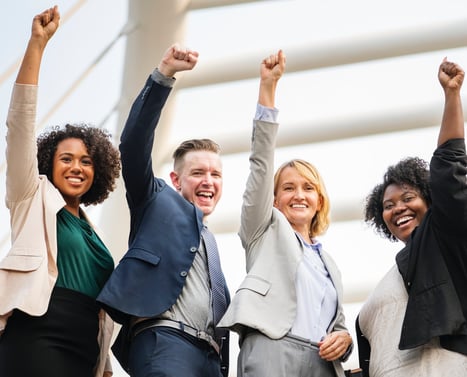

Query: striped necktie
202;226;227;326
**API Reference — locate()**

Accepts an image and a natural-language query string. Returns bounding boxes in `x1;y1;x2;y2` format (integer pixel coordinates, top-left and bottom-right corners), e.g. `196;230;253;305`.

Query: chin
203;208;214;217
195;204;212;216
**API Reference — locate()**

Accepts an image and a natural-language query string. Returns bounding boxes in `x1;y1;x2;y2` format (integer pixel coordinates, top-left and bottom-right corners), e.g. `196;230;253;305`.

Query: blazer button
190;246;197;253
180;271;188;277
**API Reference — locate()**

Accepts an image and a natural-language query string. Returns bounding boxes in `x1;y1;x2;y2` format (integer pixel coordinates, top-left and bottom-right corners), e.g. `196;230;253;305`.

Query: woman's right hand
30;6;60;48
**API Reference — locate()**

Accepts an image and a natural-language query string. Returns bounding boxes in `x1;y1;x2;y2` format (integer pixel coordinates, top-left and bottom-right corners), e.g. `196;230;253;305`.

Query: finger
173;48;188;61
278;49;286;66
319;333;347;360
51;5;61;23
263;54;279;69
184;52;198;65
442;62;460;78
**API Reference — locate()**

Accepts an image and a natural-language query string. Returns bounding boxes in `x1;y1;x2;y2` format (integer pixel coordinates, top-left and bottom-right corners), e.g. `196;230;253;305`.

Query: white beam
177;18;467;89
188;0;266;10
160;100;467;162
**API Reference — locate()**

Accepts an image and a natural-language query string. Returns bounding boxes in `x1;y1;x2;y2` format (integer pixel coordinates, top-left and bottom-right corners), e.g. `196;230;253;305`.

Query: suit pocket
237;275;271;296
0;250;43;271
122;247;161;266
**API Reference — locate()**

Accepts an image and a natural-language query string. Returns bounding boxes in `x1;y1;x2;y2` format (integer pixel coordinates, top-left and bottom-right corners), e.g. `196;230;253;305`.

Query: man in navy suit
98;44;230;377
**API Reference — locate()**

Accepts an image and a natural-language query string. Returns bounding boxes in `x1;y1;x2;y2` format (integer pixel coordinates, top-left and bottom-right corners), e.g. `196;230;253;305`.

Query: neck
64;204;80;217
293;226;312;244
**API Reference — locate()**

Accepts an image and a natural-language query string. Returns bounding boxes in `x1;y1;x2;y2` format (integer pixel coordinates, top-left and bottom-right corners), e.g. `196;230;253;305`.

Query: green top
55;208;114;299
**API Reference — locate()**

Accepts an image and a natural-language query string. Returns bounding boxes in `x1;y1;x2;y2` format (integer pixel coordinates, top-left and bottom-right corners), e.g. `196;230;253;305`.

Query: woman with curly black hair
356;58;467;376
0;6;120;377
37;123;121;206
363;157;431;242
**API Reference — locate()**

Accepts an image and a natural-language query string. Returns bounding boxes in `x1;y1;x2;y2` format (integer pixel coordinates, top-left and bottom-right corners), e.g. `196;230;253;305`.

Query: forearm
438;89;464;146
119;77;172;202
16;39;46;85
258;79;278;108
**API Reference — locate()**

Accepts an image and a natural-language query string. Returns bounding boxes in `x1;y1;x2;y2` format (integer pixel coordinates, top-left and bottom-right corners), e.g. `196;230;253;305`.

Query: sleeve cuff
255;103;278;122
151;68;176;88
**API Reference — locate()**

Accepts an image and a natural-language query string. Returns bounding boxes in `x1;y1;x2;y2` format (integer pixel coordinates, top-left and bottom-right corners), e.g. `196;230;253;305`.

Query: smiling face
273;166;322;239
382;183;429;243
52;138;94;213
170;150;223;217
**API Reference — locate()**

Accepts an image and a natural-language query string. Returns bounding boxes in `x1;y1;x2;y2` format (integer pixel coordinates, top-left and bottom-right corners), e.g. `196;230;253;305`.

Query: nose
294;188;305;199
393;200;407;213
70;160;82;172
201;173;213;185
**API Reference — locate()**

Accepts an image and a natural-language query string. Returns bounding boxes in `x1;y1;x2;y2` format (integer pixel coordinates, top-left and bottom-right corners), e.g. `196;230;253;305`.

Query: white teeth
292;204;306;208
198;192;213;198
68;177;82;183
396;216;412;225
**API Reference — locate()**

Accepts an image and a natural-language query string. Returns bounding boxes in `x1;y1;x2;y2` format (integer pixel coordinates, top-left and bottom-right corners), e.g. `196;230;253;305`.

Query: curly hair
37;123;121;206
274;159;330;238
364;157;431;242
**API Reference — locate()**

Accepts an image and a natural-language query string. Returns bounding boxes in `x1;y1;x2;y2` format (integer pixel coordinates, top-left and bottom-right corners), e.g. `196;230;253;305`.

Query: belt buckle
196;330;220;355
196;330;208;342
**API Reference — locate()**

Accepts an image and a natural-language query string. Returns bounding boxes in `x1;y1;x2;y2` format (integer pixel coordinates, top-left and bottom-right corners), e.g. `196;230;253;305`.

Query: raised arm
119;43;199;206
437;58;465;146
16;6;60;85
6;6;60;204
239;50;286;247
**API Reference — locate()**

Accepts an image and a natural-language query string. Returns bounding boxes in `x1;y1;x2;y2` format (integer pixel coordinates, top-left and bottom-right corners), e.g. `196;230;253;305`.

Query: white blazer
0;84;113;377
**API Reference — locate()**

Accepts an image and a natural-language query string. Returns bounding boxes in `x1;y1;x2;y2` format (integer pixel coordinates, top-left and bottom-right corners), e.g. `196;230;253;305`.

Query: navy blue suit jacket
97;76;229;375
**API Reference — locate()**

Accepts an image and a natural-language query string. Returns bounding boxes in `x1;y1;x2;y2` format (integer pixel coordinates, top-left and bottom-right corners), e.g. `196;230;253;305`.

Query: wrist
340;333;353;361
157;63;175;78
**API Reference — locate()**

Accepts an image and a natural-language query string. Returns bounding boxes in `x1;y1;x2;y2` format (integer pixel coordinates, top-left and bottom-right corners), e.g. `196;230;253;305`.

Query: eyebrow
383;190;417;202
57;152;92;159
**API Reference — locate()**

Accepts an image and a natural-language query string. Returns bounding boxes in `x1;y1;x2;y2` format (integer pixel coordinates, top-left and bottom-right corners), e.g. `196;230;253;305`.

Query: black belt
131;318;220;355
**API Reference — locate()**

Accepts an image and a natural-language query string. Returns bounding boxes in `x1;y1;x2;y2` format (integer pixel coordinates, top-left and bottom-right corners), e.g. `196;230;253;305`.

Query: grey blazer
218;119;350;376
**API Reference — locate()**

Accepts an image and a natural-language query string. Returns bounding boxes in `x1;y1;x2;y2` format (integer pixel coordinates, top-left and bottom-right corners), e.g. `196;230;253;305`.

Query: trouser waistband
131;318;220;355
284;332;320;349
244;328;320;349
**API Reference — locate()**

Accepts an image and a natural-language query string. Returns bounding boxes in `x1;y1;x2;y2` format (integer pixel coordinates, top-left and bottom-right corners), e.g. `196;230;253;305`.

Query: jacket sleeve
119;77;172;209
239;119;278;250
5;84;40;205
430;138;467;235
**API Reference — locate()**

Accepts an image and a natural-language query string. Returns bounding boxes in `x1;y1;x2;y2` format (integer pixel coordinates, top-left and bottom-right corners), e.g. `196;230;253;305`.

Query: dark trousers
128;326;223;377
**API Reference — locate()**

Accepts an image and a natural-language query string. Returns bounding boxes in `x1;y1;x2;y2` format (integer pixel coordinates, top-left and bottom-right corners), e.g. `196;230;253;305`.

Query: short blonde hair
273;159;330;237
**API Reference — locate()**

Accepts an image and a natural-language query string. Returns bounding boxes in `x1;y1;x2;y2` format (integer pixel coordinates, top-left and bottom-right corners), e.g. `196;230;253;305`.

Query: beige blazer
218;120;349;376
0;84;113;377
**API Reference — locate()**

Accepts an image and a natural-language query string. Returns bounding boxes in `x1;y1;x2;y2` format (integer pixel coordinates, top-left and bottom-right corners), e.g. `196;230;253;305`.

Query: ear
170;171;181;191
317;194;323;211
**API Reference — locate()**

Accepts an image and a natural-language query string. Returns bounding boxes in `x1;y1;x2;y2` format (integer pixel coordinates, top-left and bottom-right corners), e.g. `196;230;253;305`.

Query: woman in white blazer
0;6;120;377
218;50;353;377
